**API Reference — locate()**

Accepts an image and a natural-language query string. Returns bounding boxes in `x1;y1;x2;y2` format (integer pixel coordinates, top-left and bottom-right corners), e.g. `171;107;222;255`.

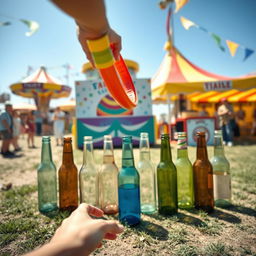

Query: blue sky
0;0;255;113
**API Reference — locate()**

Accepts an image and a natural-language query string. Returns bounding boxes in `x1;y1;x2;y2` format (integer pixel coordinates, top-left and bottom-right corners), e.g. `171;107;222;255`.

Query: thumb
100;221;124;235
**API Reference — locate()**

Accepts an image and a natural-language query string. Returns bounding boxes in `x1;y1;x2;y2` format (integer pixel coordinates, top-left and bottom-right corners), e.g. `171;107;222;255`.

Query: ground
0;135;256;256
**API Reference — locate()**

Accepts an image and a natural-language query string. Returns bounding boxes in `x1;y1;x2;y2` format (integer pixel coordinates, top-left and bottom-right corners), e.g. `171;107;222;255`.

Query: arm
24;204;123;256
1;119;11;132
51;0;121;64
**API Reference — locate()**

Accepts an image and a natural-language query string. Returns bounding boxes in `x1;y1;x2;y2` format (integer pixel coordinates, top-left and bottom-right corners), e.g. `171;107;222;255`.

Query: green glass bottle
157;134;178;215
99;135;119;215
118;136;141;226
79;136;99;207
210;130;232;207
37;136;58;215
137;132;156;214
175;132;194;209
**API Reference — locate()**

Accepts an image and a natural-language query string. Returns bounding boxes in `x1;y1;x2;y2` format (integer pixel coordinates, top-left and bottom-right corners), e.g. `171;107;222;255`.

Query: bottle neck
196;136;208;160
139;137;150;161
214;136;225;157
122;142;135;167
160;137;172;162
177;136;188;158
83;142;94;165
41;141;52;163
62;142;74;165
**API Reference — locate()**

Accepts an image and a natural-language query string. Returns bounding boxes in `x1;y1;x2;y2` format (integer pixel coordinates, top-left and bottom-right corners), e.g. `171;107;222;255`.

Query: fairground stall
75;60;155;148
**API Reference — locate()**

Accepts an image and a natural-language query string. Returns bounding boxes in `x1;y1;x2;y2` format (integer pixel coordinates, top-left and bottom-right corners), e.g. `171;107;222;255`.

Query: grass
0;138;256;255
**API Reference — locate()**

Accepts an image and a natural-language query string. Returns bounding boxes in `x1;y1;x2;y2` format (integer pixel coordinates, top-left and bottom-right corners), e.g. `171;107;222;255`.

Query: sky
0;0;256;116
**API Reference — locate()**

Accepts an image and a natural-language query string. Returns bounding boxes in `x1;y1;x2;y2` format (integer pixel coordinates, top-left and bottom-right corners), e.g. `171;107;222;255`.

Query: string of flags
180;16;254;61
0;15;39;37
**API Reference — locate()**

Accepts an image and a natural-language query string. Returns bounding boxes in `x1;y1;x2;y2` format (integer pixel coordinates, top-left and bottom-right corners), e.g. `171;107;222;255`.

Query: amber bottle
193;132;214;213
59;137;78;212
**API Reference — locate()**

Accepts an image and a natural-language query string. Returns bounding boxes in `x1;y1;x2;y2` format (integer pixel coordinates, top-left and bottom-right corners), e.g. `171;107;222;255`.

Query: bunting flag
211;33;225;52
226;40;239;57
175;0;189;13
243;48;254;61
0;21;11;26
20;19;39;36
180;16;197;30
180;16;255;61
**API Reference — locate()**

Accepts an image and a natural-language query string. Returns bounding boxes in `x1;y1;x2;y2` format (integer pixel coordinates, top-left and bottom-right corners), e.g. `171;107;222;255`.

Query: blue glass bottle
118;136;141;226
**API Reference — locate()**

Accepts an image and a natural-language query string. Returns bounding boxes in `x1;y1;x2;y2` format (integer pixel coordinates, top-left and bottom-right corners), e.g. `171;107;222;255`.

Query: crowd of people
0;102;71;158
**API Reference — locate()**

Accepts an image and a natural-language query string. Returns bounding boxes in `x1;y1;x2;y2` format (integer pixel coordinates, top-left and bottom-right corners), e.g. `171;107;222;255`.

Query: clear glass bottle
157;134;178;215
99;135;119;214
37;136;58;215
79;136;99;207
210;130;231;207
59;137;78;212
137;132;156;214
193;132;214;213
175;132;194;209
118;136;141;226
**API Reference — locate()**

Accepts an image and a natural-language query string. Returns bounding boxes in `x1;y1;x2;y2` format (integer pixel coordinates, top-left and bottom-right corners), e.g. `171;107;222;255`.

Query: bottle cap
140;132;148;138
63;137;72;142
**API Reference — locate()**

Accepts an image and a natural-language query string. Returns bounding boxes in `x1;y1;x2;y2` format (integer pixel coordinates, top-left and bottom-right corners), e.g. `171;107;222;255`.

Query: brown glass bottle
59;137;78;212
193;132;214;213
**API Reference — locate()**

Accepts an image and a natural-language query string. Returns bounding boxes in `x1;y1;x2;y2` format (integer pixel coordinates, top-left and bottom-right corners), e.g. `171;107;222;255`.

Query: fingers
101;220;124;235
104;233;117;240
78;203;104;218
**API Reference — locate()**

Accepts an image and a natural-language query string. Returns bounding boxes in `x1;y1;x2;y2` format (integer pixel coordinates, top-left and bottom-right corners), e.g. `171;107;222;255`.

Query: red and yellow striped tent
151;45;256;97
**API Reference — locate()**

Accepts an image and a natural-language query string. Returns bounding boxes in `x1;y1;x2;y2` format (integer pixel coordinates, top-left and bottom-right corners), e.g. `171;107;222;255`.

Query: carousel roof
10;66;71;99
151;44;256;96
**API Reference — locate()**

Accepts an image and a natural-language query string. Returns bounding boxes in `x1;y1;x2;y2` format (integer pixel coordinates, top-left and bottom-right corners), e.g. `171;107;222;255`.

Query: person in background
0;102;15;157
199;104;209;117
217;98;235;146
11;110;22;152
53;107;65;146
26;111;36;148
34;110;43;136
251;106;256;136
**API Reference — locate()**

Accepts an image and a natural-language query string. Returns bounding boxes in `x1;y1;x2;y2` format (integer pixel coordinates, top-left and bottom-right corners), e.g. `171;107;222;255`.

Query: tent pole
167;93;171;125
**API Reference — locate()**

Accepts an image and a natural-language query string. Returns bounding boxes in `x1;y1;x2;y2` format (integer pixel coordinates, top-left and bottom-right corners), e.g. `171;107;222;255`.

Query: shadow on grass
135;219;169;241
210;209;241;224
176;212;205;227
219;204;256;217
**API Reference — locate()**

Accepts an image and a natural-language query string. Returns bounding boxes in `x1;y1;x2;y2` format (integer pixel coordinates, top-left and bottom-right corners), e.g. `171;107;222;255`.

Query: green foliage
204;242;232;256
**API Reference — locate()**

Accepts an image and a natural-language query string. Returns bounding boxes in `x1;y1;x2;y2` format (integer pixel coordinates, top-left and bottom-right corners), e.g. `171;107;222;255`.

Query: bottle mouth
84;136;93;142
161;134;169;138
122;135;132;143
196;131;205;137
140;132;148;138
104;135;112;140
64;136;72;142
42;136;50;141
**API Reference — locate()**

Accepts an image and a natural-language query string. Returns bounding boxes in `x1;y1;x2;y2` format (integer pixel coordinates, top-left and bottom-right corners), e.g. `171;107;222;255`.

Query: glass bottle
193;132;214;213
157;134;178;215
99;135;118;214
118;136;141;226
37;136;58;215
175;132;194;209
79;136;99;206
59;137;78;212
137;132;156;214
210;130;231;207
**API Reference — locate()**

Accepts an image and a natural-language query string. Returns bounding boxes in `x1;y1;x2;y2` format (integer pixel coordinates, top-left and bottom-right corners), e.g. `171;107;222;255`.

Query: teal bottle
37;136;58;215
118;136;141;226
157;134;178;215
210;130;232;207
137;132;156;214
175;132;194;209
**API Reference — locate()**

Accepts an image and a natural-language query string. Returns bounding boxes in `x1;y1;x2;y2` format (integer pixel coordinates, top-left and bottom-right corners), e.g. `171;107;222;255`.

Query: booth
75;60;155;148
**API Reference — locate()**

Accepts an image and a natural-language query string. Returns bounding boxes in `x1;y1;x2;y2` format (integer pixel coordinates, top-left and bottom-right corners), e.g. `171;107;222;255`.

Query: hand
51;203;124;256
77;25;122;67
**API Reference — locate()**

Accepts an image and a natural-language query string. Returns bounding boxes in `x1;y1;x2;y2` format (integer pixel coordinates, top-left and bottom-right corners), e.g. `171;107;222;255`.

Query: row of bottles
37;130;231;226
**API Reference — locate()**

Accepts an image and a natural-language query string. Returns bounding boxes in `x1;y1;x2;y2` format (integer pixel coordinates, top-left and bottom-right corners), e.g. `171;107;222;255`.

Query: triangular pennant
175;0;189;13
226;40;239;57
0;21;11;26
180;16;196;30
243;48;254;61
211;33;225;52
20;19;39;36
